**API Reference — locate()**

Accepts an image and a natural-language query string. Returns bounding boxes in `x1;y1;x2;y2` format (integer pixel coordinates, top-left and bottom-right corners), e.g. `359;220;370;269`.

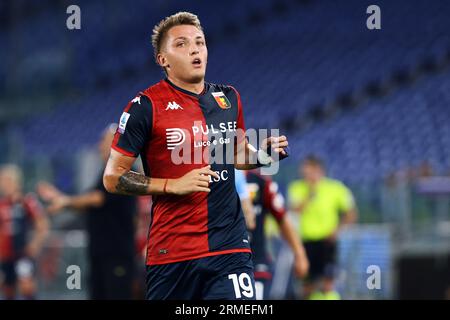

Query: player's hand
326;229;339;244
36;182;70;214
291;201;308;214
293;252;309;279
46;196;71;214
37;182;64;202
261;136;289;157
167;165;220;195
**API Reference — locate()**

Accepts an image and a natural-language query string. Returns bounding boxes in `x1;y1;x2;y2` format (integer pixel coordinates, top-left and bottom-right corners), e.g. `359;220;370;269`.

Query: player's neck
167;76;205;95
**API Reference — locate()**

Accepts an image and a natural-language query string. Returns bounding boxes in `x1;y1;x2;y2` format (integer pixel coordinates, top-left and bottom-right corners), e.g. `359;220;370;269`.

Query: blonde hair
0;164;23;186
151;11;203;63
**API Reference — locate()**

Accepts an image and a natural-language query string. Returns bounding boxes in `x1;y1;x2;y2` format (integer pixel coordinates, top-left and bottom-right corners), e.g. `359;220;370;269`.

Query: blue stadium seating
3;0;450;183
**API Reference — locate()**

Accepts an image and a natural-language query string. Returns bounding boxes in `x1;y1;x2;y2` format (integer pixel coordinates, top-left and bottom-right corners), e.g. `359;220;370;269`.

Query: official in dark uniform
37;124;137;300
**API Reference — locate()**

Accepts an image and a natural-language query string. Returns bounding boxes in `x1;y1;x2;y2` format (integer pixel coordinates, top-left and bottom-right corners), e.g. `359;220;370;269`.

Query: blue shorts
0;258;36;286
146;252;256;300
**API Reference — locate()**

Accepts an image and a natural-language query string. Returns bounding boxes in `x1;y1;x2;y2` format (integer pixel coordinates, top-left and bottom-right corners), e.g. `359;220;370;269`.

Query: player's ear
157;53;170;69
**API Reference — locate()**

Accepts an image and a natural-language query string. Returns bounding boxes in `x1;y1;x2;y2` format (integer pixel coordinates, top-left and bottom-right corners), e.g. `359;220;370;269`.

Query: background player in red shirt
245;170;309;300
103;12;289;300
0;164;49;300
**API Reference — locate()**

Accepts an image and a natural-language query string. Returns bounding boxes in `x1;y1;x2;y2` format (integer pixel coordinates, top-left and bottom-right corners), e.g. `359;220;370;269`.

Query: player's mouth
192;58;202;68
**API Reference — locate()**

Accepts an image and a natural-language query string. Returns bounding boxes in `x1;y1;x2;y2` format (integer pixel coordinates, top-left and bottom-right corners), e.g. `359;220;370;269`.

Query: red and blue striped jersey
111;78;251;266
246;170;286;267
0;194;43;261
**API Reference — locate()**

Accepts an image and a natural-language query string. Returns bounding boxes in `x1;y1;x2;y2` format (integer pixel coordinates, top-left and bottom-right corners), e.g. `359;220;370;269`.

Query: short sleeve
111;95;153;157
230;86;246;132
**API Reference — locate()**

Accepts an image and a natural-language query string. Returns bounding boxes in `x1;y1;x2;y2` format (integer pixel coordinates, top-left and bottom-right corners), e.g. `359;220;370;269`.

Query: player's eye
176;42;185;47
197;41;205;46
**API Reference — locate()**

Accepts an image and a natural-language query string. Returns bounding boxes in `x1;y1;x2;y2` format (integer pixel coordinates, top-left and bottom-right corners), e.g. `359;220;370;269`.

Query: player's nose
189;43;200;56
189;48;199;56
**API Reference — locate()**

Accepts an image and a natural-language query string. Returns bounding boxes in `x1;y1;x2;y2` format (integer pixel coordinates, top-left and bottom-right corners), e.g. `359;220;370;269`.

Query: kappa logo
166;128;186;150
165;101;183;110
131;96;141;105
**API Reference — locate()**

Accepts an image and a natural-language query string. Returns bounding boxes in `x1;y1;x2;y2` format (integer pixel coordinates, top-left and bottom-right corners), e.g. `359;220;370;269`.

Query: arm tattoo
116;171;151;195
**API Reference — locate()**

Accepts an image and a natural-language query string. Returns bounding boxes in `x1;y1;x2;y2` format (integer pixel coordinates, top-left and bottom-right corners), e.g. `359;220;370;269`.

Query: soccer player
288;155;357;300
245;169;309;300
103;12;289;300
37;124;137;300
0;164;49;300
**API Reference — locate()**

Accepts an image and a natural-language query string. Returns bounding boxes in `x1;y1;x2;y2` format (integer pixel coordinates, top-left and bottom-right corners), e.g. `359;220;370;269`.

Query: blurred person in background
133;195;152;299
246;169;309;300
288;155;357;300
36;124;138;300
0;164;49;300
235;169;256;231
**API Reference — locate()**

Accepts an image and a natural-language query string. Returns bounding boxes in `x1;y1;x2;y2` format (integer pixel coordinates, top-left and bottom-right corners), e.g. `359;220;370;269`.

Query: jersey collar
164;78;208;98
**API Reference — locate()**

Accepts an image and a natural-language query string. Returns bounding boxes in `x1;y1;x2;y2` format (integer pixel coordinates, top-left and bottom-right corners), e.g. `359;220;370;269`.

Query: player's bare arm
234;135;289;170
343;207;358;225
37;182;105;214
328;207;358;242
25;214;49;258
241;197;256;230
278;216;309;278
104;149;219;196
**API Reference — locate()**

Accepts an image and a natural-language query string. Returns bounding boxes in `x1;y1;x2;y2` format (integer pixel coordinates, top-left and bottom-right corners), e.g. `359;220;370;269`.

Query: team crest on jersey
211;91;231;109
